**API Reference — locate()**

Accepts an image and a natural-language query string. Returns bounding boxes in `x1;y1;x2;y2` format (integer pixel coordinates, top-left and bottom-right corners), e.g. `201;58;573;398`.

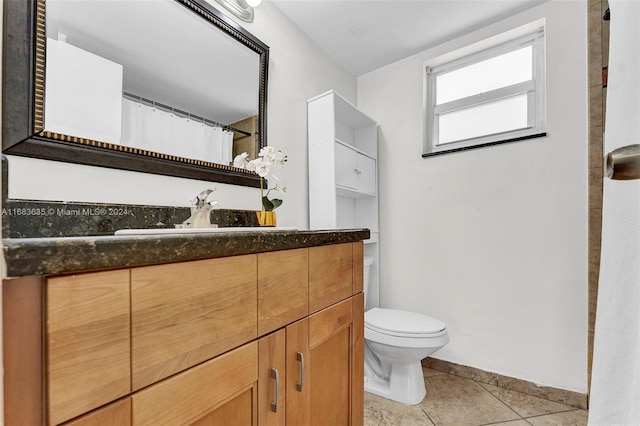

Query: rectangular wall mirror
2;0;269;187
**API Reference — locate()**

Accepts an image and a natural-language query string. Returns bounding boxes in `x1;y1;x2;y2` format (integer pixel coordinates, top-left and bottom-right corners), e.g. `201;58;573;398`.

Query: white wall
6;1;357;230
357;0;588;393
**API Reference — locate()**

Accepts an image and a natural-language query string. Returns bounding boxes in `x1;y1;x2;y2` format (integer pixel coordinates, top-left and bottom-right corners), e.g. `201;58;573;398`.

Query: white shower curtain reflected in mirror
120;98;234;166
589;0;640;424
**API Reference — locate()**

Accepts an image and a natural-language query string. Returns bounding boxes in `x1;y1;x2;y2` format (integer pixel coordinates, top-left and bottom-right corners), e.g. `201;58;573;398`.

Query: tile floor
364;368;589;426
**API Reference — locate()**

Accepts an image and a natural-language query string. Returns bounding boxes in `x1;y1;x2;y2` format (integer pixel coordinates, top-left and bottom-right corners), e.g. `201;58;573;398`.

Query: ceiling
47;0;259;124
270;0;548;76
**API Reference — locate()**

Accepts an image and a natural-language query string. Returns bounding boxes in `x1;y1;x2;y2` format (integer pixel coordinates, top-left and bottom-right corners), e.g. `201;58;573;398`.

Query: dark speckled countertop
3;229;370;277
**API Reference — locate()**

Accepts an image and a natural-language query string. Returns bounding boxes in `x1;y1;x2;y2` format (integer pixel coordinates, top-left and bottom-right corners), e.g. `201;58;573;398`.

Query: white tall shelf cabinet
308;90;380;308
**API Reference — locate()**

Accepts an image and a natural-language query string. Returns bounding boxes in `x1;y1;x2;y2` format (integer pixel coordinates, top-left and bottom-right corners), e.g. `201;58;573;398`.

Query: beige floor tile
364;392;434;426
479;383;578;418
420;374;520;426
423;366;447;377
490;421;531;426
527;409;589;426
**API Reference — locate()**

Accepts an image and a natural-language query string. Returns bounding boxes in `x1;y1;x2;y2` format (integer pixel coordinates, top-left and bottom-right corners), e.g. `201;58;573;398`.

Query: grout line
523;408;586;421
420;406;437;426
424;372;524;426
470;378;524;424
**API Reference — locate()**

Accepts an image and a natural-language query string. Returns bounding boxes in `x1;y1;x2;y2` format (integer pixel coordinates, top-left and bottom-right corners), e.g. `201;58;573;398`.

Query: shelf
333;93;376;129
308;90;376;129
336;185;376;198
335;138;376;160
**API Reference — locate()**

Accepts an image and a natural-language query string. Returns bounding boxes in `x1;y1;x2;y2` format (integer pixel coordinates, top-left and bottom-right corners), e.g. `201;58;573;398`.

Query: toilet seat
365;307;446;338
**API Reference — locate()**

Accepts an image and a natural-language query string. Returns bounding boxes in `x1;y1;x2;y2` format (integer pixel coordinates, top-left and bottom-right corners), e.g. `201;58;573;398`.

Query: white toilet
363;256;449;405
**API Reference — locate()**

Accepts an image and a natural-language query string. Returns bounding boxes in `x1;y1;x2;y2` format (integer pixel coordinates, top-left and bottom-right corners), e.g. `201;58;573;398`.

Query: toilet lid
365;307;446;337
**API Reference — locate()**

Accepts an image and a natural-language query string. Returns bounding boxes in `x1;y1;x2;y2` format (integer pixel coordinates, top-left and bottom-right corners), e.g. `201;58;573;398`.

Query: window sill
422;132;547;158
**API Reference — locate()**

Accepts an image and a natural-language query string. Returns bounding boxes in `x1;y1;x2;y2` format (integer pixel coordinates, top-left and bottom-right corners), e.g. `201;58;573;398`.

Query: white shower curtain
120;98;234;165
588;1;640;424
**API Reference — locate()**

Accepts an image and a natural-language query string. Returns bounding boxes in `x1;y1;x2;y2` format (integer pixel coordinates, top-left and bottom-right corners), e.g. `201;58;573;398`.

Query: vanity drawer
63;398;131;426
46;270;131;425
258;248;309;336
130;255;258;390
309;243;355;313
132;341;258;426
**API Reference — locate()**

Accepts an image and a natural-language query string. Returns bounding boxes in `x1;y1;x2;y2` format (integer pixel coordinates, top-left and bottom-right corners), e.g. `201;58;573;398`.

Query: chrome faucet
182;188;219;228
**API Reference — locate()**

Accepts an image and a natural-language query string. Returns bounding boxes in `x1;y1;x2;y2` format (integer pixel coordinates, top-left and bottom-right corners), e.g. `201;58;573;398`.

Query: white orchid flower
272;151;287;167
247;158;261;171
259;146;276;159
255;160;272;178
272;175;287;193
233;152;249;168
238;146;286;211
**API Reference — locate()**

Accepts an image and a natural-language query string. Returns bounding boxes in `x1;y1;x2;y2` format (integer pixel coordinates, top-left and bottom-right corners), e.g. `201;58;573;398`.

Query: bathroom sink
114;227;298;236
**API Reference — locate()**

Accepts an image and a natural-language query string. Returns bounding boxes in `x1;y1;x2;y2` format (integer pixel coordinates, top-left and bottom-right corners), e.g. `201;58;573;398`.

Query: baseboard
422;358;588;409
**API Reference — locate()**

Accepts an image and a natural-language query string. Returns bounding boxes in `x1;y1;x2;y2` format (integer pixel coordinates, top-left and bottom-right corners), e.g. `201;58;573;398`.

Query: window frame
423;28;546;156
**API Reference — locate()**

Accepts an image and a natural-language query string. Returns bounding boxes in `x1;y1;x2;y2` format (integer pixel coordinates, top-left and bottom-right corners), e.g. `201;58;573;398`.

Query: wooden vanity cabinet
260;294;365;426
63;399;132;426
258;329;286;426
46;270;131;425
131;342;259;425
3;241;364;426
130;255;258;390
286;294;365;426
258;248;308;336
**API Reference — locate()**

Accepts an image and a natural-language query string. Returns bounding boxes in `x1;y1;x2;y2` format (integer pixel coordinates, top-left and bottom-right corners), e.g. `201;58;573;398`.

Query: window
424;28;546;155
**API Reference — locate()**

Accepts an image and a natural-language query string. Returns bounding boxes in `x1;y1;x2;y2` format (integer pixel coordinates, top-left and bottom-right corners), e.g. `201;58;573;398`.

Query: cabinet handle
296;352;305;392
354;167;362;174
270;368;280;412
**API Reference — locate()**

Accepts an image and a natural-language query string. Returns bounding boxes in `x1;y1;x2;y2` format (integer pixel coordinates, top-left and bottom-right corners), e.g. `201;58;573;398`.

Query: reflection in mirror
1;0;268;187
44;0;260;166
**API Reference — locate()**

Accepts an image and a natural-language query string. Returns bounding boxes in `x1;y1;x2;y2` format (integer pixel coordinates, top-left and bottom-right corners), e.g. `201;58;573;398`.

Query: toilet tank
364;256;374;295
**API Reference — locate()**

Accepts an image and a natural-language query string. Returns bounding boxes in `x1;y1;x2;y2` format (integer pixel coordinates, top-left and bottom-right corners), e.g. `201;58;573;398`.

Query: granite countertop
3;228;370;277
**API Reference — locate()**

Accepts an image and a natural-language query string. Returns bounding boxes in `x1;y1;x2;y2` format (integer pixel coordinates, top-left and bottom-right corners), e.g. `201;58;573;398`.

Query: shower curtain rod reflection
122;91;252;137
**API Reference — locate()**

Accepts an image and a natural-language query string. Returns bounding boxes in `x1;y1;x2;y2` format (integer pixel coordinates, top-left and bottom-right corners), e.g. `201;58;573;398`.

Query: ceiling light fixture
212;0;261;23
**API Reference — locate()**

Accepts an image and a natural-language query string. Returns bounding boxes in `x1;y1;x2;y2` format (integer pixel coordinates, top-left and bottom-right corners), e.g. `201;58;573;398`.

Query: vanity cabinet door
46;270;131;425
309;243;354;313
131;255;257;390
258;329;286;426
285;295;364;426
258;248;308;336
132;342;258;426
285;317;310;426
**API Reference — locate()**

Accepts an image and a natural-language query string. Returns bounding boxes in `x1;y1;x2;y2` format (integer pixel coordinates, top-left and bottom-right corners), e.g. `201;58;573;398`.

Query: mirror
2;0;269;187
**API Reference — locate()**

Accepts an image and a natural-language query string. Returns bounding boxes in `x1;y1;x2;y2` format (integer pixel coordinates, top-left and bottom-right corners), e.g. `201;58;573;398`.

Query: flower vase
256;210;276;227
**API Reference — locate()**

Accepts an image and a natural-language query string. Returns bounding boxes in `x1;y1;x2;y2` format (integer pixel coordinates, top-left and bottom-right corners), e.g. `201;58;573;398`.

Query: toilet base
364;360;426;405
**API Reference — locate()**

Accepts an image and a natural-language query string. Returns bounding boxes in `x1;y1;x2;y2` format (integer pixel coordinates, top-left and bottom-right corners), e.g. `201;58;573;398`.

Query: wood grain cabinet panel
353;241;364;294
309;243;354;313
63;398;131;426
258;248;308;335
132;342;258;426
47;270;131;425
258;329;286;426
285;318;311;426
351;292;365;425
309;295;364;426
131;255;258;390
285;295;364;426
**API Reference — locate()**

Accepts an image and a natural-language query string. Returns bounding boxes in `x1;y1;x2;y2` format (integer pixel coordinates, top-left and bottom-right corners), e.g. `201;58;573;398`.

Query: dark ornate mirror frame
2;0;268;187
